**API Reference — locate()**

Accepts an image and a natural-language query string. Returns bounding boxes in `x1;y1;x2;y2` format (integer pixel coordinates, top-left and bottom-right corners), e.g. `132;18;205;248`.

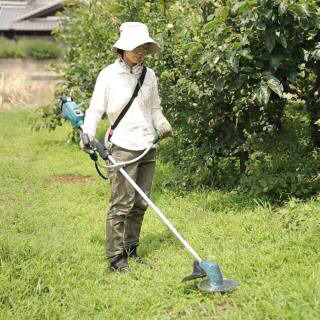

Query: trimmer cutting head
183;260;238;293
197;277;238;293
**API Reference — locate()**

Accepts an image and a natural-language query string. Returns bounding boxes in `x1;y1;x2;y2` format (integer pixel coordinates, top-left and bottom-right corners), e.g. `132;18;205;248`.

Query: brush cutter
60;96;238;293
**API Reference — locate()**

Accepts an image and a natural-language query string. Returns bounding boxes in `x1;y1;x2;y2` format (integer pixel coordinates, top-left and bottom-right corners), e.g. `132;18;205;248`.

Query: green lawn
0;108;319;320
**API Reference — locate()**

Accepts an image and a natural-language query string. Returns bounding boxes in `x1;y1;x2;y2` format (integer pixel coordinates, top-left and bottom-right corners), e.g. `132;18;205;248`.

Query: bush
157;99;320;201
22;39;62;59
239;101;320;200
0;37;23;58
240;150;320;200
0;37;62;59
32;0;320;201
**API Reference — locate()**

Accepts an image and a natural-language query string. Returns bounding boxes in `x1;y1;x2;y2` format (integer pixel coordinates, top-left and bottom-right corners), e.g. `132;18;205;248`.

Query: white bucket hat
112;22;160;54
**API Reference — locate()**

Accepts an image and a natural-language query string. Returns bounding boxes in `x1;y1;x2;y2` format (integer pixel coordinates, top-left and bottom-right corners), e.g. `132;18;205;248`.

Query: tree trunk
307;64;320;148
239;151;249;174
309;104;320;148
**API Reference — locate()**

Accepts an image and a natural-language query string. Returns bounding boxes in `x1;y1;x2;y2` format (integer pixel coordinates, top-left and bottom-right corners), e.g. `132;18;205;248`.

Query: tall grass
0;73;57;109
0;108;319;319
0;73;32;108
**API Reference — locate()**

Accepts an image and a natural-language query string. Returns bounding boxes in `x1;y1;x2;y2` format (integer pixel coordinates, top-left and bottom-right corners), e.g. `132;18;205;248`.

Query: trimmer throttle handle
90;139;109;160
81;133;108;161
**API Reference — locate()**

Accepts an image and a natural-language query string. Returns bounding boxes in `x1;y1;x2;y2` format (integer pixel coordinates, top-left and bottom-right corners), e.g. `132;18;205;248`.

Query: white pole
108;155;202;263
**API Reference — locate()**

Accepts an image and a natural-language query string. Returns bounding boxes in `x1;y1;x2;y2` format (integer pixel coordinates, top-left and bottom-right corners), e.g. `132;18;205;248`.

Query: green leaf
256;84;271;105
265;33;275;52
299;17;310;31
299;3;310;17
302;48;310;62
262;9;273;21
234;74;248;89
186;44;203;63
182;42;200;51
239;49;253;60
270;55;283;70
232;1;244;13
229;54;239;73
256;21;266;31
289;3;302;16
312;48;320;60
207;14;214;21
203;20;218;32
267;77;283;97
216;6;229;20
288;71;298;82
232;0;257;14
277;34;287;49
278;3;288;16
215;77;225;92
191;61;202;71
206;51;222;65
311;17;320;29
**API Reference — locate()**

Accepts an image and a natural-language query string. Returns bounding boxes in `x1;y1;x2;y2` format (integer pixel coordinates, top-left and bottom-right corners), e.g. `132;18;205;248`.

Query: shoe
125;246;145;264
109;254;129;272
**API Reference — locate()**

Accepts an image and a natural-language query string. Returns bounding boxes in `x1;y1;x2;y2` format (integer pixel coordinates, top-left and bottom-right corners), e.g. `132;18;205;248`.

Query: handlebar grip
91;138;108;160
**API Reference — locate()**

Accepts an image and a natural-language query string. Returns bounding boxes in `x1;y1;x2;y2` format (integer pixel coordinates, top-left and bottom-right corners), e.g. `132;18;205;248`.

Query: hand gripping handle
90;138;108;160
80;133;98;161
81;133;108;161
81;133;91;148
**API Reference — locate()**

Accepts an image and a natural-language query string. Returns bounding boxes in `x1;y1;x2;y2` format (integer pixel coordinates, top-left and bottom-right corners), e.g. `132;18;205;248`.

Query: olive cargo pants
106;145;156;262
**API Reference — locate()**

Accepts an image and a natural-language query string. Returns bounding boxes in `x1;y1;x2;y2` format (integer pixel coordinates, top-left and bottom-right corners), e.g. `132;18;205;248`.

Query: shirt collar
115;57;143;76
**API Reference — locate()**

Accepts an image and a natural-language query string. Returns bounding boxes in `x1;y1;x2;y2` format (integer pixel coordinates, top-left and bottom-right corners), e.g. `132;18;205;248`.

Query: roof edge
14;1;64;22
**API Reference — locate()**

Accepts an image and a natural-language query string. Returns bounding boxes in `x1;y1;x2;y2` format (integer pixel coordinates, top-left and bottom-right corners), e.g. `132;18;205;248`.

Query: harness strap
108;66;147;141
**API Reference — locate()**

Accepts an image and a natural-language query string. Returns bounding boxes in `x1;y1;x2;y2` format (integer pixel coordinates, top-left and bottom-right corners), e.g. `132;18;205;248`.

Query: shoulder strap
108;66;147;140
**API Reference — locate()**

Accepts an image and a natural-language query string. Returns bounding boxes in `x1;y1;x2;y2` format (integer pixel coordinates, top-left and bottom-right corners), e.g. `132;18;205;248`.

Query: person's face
124;43;149;66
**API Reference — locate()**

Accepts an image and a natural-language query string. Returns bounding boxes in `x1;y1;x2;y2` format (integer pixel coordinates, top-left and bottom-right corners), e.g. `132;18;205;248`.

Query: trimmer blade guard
182;260;207;282
198;260;238;293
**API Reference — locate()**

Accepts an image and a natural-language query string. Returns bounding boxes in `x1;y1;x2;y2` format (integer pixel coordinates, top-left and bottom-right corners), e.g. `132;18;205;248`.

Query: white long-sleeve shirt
83;59;170;150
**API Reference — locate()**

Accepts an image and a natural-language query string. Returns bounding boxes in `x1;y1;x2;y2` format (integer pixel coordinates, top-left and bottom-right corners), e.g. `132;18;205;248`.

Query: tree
33;0;320;198
153;0;320;174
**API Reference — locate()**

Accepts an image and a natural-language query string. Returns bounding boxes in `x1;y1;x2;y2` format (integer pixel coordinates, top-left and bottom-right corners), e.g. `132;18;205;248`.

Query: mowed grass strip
0;108;319;320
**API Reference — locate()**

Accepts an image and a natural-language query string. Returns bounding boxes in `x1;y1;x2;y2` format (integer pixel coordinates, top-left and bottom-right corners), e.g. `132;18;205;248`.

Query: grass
0;108;319;319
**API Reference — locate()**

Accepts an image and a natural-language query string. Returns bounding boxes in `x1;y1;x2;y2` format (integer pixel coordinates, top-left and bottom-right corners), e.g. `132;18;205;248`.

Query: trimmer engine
60;96;84;129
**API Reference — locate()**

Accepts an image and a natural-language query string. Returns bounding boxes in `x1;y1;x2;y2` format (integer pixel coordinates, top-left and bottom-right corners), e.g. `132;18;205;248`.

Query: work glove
156;121;172;139
80;133;94;150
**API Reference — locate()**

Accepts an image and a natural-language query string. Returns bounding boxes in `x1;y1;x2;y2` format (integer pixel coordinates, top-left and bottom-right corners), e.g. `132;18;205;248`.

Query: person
81;22;172;272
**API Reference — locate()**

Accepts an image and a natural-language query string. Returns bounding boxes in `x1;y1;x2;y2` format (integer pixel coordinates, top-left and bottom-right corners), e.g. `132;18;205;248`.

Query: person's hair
117;48;124;57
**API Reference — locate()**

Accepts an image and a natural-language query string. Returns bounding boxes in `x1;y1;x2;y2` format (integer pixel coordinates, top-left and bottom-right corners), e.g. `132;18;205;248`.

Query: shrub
0;37;62;59
239;101;320;200
0;37;22;58
240;150;320;200
32;0;320;201
22;39;62;59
